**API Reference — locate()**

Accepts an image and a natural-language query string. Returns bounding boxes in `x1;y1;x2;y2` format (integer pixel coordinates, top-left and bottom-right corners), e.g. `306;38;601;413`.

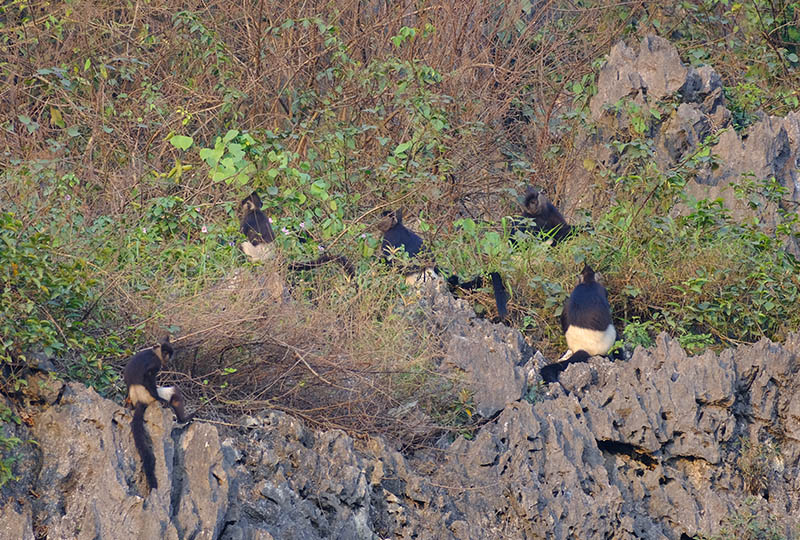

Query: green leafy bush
0;403;23;489
0;172;124;393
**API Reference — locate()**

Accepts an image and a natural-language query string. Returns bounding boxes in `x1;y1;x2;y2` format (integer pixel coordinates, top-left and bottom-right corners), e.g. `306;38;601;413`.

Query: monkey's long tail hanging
490;272;509;320
446;271;509;321
288;254;355;278
131;403;158;490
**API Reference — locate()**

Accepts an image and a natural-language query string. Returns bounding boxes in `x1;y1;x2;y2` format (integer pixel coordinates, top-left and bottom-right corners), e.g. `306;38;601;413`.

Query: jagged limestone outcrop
7;382;230;540
569;34;800;226
2;277;799;539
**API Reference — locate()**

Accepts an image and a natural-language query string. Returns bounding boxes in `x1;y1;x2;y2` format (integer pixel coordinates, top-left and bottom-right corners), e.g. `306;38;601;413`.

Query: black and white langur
377;209;509;320
377;209;425;261
238;191;354;277
123;339;193;491
512;187;573;246
239;191;277;262
540;265;616;383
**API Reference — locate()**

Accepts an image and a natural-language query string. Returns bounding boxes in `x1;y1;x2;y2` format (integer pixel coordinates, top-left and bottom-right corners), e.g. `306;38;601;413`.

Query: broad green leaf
394;141;412;155
169;135;194;150
50;107;65;128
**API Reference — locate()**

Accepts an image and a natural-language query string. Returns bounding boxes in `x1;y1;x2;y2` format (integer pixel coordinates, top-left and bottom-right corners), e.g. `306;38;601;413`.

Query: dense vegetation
1;0;799;461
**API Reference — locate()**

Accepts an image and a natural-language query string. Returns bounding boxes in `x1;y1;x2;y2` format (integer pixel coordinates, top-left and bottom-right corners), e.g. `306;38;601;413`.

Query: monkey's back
563;282;612;331
381;227;424;259
241;210;275;245
123;351;160;387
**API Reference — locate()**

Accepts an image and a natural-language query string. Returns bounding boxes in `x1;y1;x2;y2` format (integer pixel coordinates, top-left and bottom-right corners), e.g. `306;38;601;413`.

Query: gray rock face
3;328;800;538
590;35;688;120
227;412;381;540
406;277;532;418
580;35;800;223
710;112;800;195
20;383;229;540
0;498;34;540
417;333;799;539
658;103;711;164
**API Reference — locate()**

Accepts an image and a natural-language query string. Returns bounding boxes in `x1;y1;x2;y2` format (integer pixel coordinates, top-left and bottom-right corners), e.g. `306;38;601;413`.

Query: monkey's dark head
580;265;596;284
523;187;547;215
153;338;173;363
241;191;263;213
377;209;402;234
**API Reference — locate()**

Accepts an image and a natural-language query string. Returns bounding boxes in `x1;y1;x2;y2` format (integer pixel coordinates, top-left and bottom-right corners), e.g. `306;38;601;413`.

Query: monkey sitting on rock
540;265;616;383
123;338;194;491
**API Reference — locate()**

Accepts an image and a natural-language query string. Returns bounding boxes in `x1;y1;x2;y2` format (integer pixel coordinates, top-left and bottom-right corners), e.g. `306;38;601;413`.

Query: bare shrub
142;263;460;443
1;1;645;221
737;436;782;497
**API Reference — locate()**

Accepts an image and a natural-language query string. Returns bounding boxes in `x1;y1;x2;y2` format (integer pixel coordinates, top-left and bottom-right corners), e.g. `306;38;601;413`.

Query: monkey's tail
132;403;157;490
288;254;355;278
489;272;508;320
447;273;509;321
539;350;591;383
448;274;481;289
550;224;574;246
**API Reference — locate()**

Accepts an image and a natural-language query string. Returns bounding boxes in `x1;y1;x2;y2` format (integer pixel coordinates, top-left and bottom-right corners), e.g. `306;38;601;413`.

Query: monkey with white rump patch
540;265;616;383
123;338;193;491
238;191;354;276
239;191;277;262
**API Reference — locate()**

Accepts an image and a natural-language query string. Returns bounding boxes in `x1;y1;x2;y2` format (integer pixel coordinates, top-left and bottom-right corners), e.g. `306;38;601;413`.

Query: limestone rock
575;35;800;227
413;278;532;417
7;330;800;539
590;35;687;120
27;383;227;540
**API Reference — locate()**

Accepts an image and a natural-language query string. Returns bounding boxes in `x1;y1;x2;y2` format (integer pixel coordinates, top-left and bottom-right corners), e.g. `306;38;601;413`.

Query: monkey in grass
511;188;574;246
377;209;509;320
238;191;354;277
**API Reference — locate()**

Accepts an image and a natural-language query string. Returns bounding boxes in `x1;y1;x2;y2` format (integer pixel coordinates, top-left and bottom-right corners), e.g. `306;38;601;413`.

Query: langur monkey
239;191;277;261
377;209;509;320
512;188;573;246
238;191;354;277
123;338;193;491
540;265;616;383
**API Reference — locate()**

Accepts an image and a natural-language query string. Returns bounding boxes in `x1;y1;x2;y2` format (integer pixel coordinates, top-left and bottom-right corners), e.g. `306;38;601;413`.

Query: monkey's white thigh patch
128;384;157;406
565;324;616;356
242;241;276;262
404;267;441;288
156;386;176;401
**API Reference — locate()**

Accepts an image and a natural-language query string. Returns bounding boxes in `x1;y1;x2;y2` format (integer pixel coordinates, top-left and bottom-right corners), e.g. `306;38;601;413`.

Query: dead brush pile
146;263;457;444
